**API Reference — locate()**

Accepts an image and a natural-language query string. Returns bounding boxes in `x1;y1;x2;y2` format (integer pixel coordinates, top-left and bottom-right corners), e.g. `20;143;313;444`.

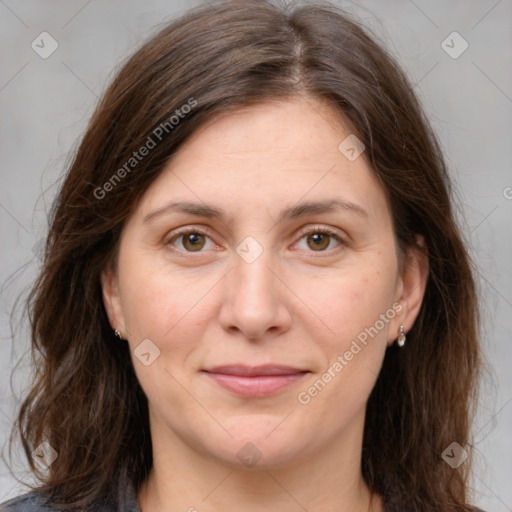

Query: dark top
0;484;486;512
0;483;140;512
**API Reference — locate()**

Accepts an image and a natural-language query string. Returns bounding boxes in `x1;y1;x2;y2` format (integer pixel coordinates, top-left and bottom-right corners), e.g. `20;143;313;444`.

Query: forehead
177;97;352;165
135;97;390;225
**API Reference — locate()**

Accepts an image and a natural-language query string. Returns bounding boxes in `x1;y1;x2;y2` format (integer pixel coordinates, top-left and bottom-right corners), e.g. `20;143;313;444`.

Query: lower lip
203;372;308;398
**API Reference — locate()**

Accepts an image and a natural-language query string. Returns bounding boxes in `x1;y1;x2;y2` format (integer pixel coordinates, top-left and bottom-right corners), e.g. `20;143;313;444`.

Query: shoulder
0;491;115;511
0;483;141;512
385;501;486;512
0;491;56;511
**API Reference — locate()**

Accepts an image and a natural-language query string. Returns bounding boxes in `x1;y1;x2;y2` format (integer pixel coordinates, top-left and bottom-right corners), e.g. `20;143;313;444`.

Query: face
102;97;426;469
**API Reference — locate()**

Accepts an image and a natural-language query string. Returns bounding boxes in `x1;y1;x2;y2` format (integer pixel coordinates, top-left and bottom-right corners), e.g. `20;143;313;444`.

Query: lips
202;365;309;398
205;365;307;376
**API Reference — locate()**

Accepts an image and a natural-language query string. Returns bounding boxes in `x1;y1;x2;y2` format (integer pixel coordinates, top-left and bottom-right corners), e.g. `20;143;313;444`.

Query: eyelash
165;225;347;257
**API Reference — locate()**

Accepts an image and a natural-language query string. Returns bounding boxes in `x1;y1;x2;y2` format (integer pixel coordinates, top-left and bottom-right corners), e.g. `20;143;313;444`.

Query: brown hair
11;1;481;510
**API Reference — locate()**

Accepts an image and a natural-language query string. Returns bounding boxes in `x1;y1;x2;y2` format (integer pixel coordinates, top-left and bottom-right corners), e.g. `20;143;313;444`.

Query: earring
397;325;406;347
114;329;122;339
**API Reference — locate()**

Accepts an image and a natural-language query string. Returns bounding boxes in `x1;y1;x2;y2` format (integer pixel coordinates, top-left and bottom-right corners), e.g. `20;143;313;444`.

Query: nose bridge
232;233;277;299
234;249;276;302
219;240;290;339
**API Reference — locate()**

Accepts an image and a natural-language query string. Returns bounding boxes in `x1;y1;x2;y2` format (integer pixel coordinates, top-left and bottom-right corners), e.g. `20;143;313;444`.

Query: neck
138;409;383;512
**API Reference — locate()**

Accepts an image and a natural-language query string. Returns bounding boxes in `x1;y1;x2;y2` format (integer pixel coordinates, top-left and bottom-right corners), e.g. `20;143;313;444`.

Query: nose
218;248;292;341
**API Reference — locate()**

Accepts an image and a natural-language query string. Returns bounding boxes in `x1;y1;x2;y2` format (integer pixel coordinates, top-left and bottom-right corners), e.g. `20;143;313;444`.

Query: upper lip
203;365;308;376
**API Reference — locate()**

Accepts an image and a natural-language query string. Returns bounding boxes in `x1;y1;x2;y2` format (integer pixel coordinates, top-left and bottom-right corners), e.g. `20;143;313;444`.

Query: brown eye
181;232;206;251
306;232;331;251
167;229;215;253
295;226;344;254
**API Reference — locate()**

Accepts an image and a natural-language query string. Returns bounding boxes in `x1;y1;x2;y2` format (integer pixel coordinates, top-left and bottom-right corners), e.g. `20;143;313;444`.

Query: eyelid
167;225;216;239
294;224;345;239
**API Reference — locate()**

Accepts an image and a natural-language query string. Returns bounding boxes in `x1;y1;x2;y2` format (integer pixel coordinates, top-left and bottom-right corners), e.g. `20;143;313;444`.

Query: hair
10;0;481;510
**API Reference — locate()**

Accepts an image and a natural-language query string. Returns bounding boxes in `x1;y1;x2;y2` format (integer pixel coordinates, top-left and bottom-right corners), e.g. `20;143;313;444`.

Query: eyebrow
143;198;368;224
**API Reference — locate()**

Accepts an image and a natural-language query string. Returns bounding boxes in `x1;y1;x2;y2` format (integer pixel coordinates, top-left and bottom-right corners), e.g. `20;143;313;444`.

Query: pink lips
202;365;308;398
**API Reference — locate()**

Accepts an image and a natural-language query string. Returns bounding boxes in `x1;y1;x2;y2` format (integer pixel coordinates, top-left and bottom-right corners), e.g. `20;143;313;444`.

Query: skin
102;97;428;512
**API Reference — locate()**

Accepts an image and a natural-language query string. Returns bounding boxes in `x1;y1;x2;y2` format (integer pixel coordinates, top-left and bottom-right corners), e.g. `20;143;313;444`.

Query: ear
100;265;126;337
390;234;429;344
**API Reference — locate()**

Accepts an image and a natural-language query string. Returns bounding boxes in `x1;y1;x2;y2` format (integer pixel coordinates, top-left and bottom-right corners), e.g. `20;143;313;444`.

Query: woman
1;0;483;511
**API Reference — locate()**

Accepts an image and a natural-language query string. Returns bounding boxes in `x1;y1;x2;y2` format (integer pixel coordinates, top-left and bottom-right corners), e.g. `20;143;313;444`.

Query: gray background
0;0;511;510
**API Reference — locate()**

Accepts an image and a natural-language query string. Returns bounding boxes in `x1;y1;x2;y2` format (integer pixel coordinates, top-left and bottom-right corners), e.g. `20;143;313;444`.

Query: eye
165;225;346;255
294;225;345;253
166;227;217;253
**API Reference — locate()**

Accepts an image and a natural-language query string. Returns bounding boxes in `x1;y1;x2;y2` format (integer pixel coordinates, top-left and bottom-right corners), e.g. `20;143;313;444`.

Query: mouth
201;365;310;398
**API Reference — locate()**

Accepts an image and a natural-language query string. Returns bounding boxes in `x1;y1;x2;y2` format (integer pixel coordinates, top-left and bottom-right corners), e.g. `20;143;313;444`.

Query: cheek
299;262;397;355
116;247;216;373
295;294;392;423
299;263;397;408
118;265;214;400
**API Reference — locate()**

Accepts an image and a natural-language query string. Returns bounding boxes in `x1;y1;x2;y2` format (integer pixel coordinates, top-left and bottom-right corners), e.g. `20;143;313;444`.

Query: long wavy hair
11;1;481;510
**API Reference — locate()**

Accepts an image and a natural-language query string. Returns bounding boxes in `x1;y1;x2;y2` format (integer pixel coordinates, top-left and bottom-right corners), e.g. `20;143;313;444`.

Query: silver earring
114;329;121;339
397;325;406;347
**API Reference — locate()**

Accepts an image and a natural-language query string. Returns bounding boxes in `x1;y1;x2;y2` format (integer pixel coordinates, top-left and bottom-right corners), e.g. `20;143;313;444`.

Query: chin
206;426;311;470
